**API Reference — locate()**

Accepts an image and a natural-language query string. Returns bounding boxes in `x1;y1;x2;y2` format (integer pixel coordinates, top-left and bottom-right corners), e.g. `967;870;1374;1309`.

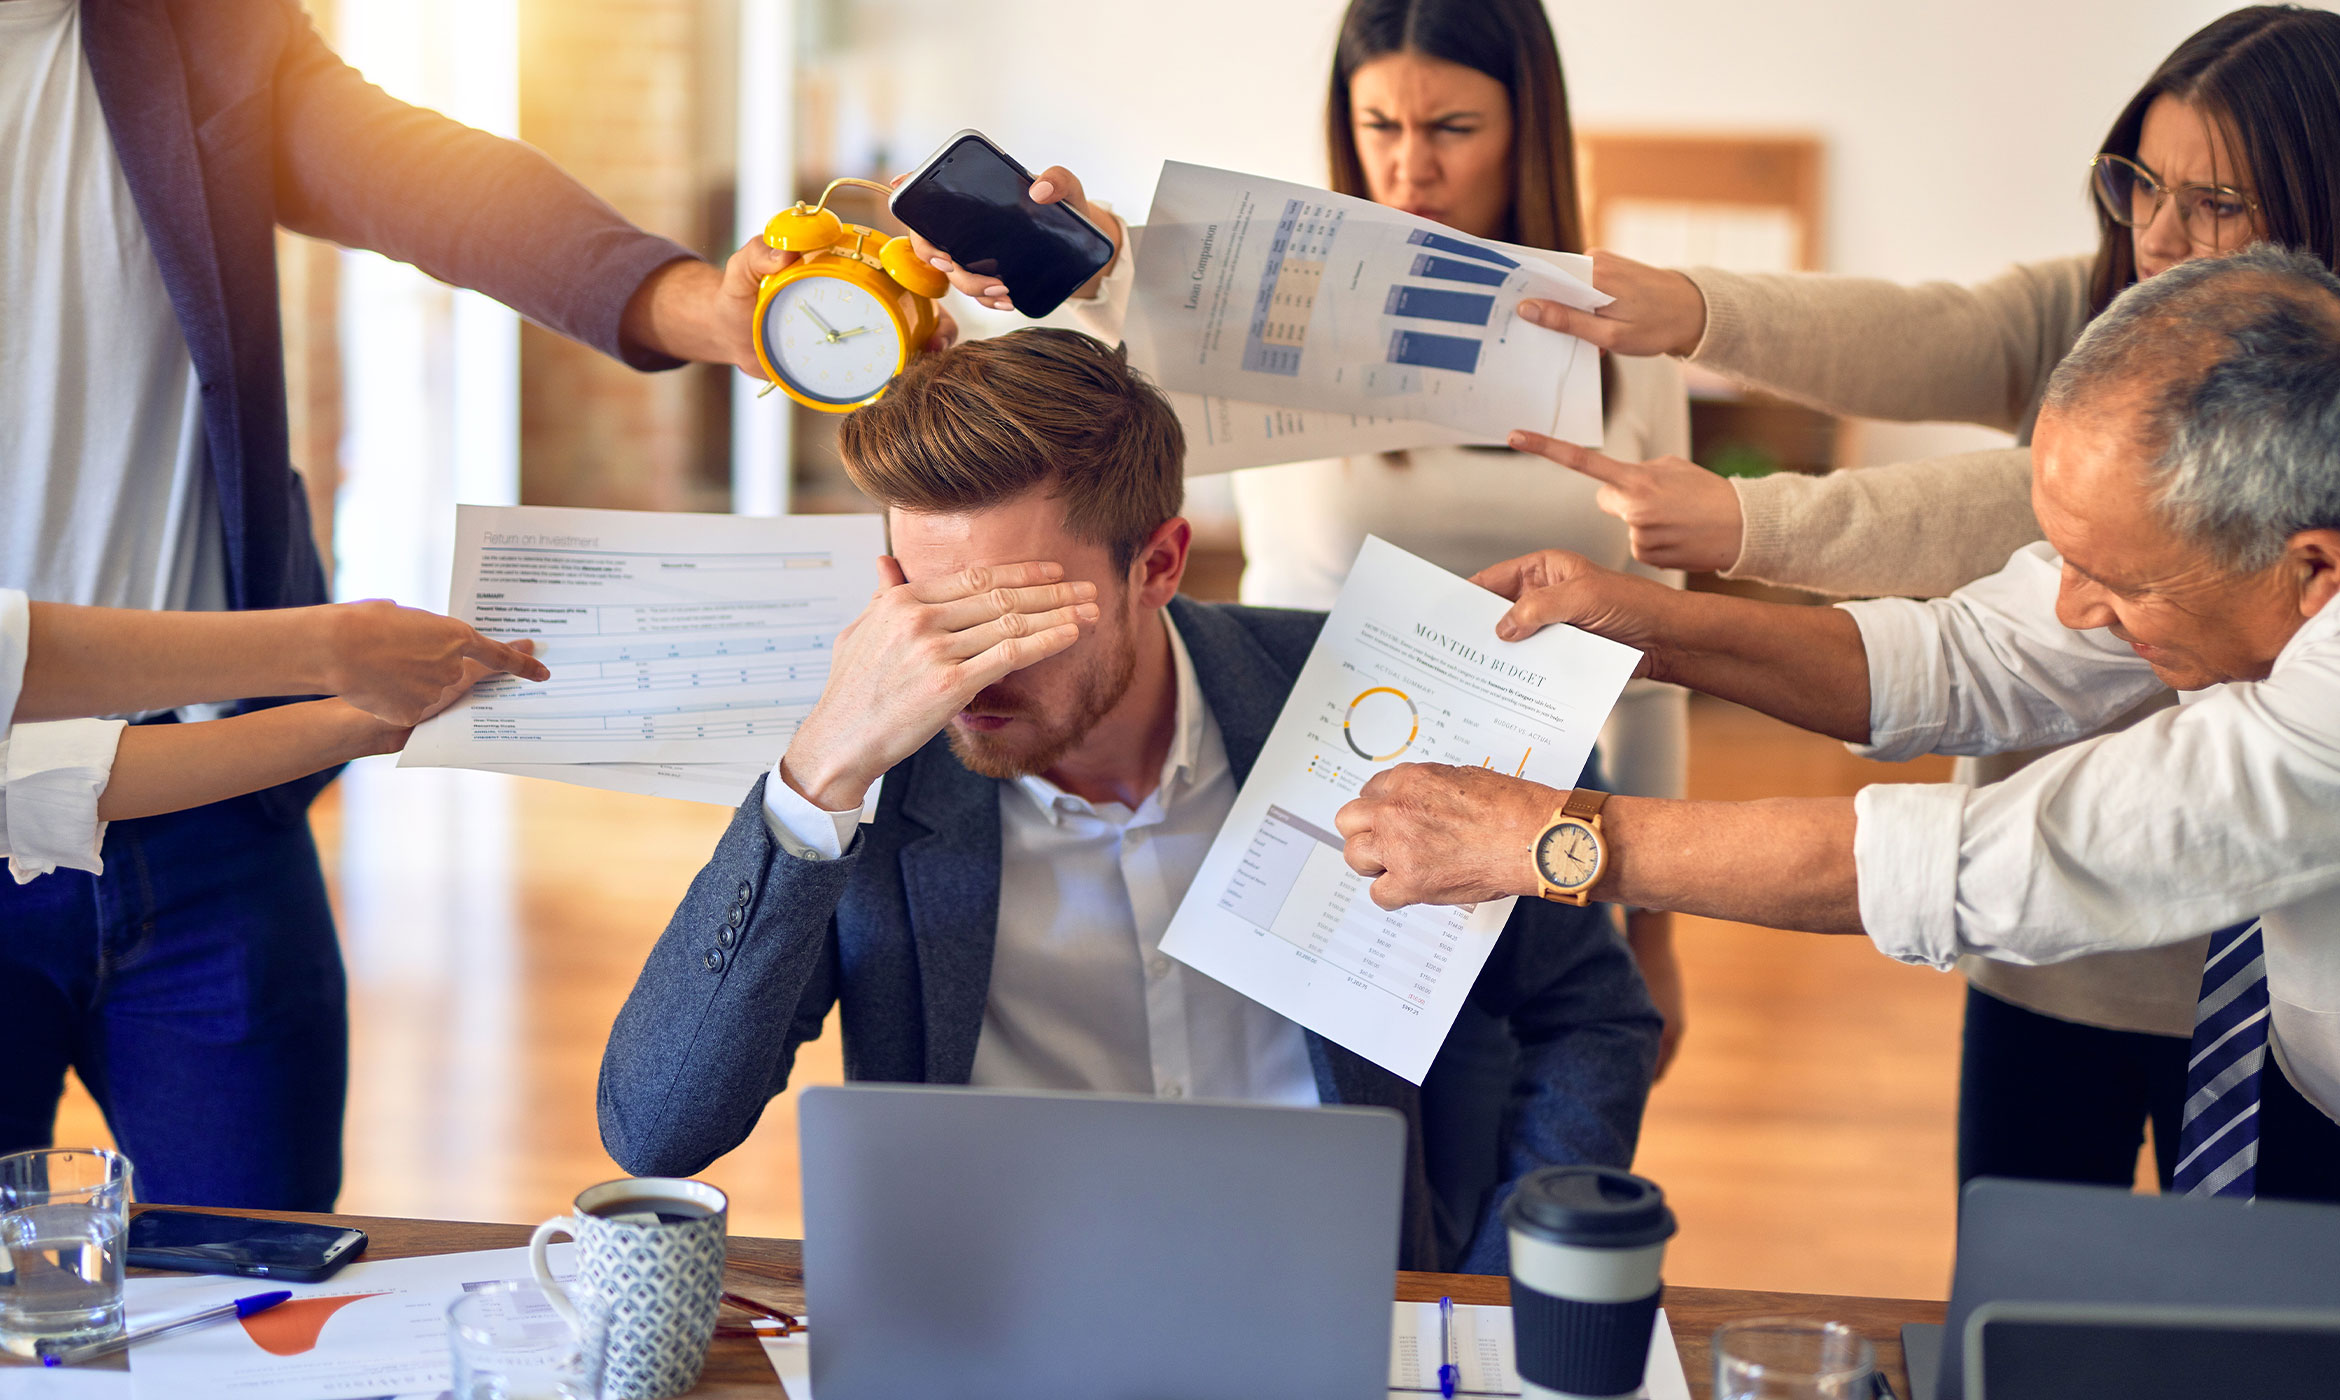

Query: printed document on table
1124;161;1611;449
124;1245;573;1400
1160;538;1638;1083
1388;1302;1690;1400
402;505;883;771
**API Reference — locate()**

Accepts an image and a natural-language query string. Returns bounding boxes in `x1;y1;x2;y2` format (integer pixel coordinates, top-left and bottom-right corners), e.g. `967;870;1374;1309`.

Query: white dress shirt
761;614;1321;1104
0;588;125;882
2;0;227;621
1843;542;2340;1122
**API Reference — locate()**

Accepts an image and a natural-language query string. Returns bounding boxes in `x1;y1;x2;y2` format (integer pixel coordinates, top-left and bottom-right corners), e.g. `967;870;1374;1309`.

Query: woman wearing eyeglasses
1509;4;2340;1196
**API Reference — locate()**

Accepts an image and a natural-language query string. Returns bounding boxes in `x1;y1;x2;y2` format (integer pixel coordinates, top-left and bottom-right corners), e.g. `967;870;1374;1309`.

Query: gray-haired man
1339;244;2340;1203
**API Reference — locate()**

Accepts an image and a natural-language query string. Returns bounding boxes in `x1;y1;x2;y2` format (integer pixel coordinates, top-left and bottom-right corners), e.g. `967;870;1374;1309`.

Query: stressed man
1340;246;2340;1202
598;329;1660;1272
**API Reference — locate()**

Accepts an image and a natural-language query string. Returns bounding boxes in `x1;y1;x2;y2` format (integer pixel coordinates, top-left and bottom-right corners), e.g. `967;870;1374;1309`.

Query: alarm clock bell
751;176;951;413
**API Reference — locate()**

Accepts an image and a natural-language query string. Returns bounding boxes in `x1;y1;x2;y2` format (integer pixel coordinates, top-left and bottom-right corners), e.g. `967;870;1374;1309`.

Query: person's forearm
20;605;331;721
1601;795;1861;934
1640;590;1873;742
620;257;739;368
97;701;399;820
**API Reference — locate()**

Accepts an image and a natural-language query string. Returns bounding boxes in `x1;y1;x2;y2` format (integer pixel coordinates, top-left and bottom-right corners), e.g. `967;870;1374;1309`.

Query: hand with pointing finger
1507;430;1746;573
314;601;550;727
1469;549;1675;670
779;559;1100;811
1515;250;1709;358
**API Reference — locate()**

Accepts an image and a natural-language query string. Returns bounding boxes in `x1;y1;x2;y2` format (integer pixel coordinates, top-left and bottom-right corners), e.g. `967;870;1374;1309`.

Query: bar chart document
1170;390;1480;475
1123;162;1611;449
1159;538;1639;1083
401;505;883;795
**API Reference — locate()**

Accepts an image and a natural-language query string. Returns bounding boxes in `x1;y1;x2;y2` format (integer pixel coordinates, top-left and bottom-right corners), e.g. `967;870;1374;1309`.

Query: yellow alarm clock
751;177;950;413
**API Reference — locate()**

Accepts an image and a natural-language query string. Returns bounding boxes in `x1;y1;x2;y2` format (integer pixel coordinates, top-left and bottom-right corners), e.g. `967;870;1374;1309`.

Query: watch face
1535;819;1602;891
762;276;905;406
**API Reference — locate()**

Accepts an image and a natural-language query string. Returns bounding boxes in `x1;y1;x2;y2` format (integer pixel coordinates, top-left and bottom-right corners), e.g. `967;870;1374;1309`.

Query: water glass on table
1713;1319;1877;1400
449;1280;611;1400
0;1148;134;1360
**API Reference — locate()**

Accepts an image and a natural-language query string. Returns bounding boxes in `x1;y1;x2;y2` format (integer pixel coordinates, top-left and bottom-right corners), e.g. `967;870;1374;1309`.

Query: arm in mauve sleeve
1724;447;2042;598
264;0;697;370
1684;257;2092;432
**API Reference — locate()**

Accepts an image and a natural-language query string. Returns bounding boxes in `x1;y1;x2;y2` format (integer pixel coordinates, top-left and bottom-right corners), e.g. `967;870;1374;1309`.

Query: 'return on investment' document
1160;537;1640;1084
400;504;883;804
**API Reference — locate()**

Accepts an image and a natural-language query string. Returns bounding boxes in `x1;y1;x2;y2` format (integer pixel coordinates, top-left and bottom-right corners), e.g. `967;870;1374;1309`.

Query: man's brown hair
836;328;1185;571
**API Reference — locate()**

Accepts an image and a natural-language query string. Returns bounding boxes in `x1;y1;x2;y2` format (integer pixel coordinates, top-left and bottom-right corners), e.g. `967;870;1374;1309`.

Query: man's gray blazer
600;597;1661;1273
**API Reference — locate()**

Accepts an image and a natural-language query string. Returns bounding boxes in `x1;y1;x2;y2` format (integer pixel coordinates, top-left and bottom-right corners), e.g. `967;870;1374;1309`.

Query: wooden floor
55;696;1969;1300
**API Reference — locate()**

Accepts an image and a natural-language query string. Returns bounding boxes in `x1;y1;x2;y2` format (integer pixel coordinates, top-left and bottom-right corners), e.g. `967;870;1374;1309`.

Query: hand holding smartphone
890;131;1117;319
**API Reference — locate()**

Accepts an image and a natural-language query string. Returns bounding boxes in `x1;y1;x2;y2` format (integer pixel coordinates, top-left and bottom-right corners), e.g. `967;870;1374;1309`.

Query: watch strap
1561;788;1608;821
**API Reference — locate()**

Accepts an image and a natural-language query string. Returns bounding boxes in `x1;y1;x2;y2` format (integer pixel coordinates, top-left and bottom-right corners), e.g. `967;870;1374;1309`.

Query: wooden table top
41;1207;1941;1398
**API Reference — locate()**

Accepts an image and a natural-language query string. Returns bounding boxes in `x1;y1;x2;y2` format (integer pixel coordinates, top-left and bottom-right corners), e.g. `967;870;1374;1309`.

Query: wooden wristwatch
1531;789;1609;906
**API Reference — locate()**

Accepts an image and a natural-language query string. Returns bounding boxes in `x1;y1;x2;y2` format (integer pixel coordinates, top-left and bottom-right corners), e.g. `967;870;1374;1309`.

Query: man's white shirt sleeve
0;588;128;881
1841;542;2340;969
760;760;863;861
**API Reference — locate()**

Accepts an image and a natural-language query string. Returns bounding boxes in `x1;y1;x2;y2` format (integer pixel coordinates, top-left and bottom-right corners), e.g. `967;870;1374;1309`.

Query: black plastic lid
1503;1165;1677;1249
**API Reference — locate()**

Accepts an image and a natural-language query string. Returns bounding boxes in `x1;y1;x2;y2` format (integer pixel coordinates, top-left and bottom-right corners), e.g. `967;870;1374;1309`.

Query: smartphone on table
890;129;1118;318
126;1209;368;1282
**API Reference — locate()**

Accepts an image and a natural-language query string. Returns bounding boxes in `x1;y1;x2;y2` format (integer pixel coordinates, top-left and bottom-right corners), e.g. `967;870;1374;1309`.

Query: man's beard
945;623;1139;781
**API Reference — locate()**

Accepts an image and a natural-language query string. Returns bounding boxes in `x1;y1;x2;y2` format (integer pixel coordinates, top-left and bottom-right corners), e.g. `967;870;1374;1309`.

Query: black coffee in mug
1503;1165;1676;1400
586;1195;714;1225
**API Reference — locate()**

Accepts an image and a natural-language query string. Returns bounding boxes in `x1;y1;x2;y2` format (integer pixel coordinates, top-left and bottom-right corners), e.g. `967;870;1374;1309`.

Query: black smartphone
890;129;1117;319
126;1209;368;1282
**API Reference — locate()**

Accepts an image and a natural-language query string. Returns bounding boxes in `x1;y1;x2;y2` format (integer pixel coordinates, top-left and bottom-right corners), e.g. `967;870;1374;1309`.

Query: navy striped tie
2172;919;2271;1198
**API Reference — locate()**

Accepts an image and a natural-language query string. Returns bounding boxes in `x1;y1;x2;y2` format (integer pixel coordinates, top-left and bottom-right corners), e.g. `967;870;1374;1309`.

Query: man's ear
2289;528;2340;619
1131;517;1192;610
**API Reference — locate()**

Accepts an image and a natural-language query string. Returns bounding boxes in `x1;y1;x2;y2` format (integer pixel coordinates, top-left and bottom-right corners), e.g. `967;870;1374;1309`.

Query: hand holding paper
1336;762;1562;909
1156;537;1640;1083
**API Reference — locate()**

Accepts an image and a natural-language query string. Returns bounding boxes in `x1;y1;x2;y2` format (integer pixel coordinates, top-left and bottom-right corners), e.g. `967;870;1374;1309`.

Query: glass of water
1713;1318;1877;1400
449;1280;608;1400
0;1148;134;1360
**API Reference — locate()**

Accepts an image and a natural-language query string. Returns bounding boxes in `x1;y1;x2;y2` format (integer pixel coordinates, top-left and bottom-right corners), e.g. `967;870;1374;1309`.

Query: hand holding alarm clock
751;176;952;413
749;134;1116;411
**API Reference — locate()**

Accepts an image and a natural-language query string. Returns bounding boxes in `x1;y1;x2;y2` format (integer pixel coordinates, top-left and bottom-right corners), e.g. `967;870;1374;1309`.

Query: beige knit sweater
1683;255;2204;1037
1684;257;2093;599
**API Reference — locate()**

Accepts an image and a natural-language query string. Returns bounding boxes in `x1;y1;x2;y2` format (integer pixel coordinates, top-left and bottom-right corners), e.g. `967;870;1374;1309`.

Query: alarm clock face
762;276;906;407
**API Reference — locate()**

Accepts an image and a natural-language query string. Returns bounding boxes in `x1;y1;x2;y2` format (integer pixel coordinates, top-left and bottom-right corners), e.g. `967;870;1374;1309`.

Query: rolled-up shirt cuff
1852;781;1968;969
1837;596;1951;761
759;759;864;861
3;718;127;882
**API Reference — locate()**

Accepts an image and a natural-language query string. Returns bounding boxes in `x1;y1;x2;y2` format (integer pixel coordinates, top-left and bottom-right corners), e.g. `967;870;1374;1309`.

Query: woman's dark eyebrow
1356;105;1487;125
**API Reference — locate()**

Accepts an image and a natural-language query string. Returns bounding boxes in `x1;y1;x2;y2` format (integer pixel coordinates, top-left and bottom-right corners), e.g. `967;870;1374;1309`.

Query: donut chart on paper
1343;686;1420;762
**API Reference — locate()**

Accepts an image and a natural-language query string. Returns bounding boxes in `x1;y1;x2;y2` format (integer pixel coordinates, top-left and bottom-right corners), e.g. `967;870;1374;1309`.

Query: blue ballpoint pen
38;1290;293;1366
1438;1294;1458;1400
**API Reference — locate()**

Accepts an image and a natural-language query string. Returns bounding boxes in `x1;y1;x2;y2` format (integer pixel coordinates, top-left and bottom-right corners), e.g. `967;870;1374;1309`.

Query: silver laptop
1905;1179;2340;1400
1965;1300;2340;1399
798;1084;1407;1400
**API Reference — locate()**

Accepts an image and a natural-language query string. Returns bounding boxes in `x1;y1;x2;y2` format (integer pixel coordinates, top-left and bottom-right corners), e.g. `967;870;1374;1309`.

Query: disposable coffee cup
1504;1165;1676;1400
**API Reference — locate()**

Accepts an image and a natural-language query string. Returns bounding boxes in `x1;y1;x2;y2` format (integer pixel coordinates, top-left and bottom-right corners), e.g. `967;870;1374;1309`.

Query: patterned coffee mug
529;1177;729;1400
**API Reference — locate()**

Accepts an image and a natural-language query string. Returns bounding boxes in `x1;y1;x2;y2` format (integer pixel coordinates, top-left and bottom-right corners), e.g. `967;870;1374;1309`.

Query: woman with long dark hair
912;0;1697;1074
1507;5;2340;1193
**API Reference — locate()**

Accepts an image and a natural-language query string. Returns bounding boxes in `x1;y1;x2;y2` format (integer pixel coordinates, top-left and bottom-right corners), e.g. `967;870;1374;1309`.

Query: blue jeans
0;792;345;1209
